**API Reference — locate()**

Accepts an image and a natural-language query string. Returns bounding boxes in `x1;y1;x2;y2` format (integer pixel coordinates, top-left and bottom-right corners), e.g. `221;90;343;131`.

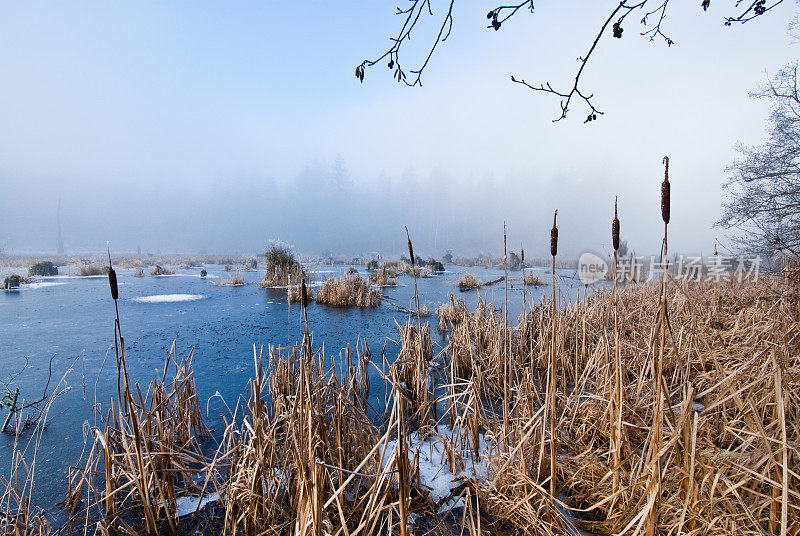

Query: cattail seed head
108;267;118;301
550;210;558;257
612;197;620;252
300;278;308;308
405;226;415;267
521;249;525;264
661;156;670;224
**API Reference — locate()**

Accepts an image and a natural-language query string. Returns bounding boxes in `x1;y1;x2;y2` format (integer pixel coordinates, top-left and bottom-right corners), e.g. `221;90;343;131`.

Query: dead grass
259;247;305;287
457;272;480;290
315;273;381;307
523;272;548;286
439;277;800;535
17;270;800;536
216;270;244;286
436;295;469;331
368;265;398;286
287;283;314;302
151;264;175;276
79;263;108;276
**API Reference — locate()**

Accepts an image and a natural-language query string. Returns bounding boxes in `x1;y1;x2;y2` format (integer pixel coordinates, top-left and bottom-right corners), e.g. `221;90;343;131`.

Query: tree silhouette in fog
719;63;800;261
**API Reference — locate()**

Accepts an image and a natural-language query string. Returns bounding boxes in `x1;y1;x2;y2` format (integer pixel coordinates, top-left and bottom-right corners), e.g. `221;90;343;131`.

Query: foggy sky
0;2;796;260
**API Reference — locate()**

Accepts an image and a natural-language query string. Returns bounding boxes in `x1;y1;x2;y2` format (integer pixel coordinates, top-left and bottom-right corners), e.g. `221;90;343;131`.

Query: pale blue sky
0;1;796;256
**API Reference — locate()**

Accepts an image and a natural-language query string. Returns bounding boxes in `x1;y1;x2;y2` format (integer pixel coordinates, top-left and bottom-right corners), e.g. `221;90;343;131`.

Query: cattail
108;267;118;300
550;210;558;257
107;248;118;300
662;156;670;224
300;278;308;308
521;248;525;264
405;226;415;267
612;197;620;252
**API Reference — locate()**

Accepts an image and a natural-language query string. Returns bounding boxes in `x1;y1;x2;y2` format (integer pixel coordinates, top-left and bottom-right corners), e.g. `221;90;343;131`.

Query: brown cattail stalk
613;197;620;253
502;223;510;452
301;278;309;337
661;156;670;225
549;209;558;514
610;197;624;510
647;156;671;536
405;226;422;330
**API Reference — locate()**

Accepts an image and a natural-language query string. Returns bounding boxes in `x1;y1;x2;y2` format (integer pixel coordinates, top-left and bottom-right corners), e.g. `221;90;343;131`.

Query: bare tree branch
359;0;788;121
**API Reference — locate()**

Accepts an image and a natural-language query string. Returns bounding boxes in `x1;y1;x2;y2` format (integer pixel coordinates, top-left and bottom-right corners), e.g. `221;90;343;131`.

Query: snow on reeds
151;264;175;276
315;273;381;307
523;272;547;286
457;272;480;290
259;246;305;287
368;264;397;286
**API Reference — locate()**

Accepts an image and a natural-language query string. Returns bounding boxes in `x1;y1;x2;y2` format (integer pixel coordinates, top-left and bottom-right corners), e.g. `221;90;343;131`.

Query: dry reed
315;273;381;307
151;264;175;276
216;270;245;286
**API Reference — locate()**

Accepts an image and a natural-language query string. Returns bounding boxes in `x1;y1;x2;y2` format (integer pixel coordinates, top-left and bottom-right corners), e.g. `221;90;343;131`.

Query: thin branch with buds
359;0;786;121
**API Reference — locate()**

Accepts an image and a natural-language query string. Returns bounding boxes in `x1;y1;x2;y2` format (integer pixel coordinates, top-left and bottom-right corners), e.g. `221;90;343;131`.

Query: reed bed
384;260;430;277
437;276;799;535
217;271;245;286
42;273;798;536
314;273;381;307
287;283;314;302
151;264;175;276
219;341;418;536
436;295;469;331
523;272;547;286
65;345;215;536
457;273;480;291
259;250;305;288
368;265;398;286
80;263;108;276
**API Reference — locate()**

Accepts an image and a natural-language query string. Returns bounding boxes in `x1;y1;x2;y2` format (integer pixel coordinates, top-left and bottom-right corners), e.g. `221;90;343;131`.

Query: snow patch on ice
381;424;490;509
24;282;67;289
173;493;220;517
133;294;205;303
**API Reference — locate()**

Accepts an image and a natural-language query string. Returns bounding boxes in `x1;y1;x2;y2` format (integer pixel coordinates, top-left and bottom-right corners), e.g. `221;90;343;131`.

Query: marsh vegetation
260;245;305;288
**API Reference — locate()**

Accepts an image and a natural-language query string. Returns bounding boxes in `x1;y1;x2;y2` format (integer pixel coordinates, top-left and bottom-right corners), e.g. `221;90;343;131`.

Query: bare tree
357;0;787;122
718;63;800;260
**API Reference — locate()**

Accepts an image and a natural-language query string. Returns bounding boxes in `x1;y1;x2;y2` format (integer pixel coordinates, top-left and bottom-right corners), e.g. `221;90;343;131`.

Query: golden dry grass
524;272;548;286
79;263;108;276
27;276;800;536
216;270;244;286
315;273;381;307
457;272;480;290
287;283;314;302
368;265;398;286
438;277;800;535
